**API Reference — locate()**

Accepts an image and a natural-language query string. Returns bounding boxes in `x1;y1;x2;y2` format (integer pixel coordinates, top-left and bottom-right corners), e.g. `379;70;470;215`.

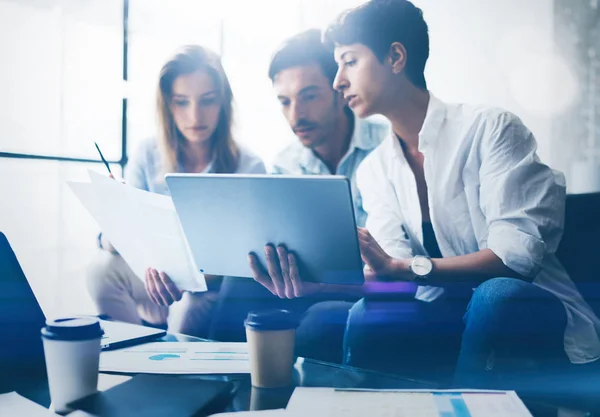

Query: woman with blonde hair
87;45;265;336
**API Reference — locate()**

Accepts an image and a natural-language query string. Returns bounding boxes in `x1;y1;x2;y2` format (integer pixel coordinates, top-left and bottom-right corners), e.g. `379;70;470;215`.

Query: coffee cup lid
244;309;298;331
41;317;104;341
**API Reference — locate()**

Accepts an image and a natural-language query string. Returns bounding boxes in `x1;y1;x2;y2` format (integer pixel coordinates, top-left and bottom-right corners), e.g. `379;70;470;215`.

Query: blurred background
0;0;598;318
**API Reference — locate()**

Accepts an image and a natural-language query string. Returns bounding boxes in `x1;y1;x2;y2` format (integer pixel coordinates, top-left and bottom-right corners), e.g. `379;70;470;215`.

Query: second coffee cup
244;309;298;388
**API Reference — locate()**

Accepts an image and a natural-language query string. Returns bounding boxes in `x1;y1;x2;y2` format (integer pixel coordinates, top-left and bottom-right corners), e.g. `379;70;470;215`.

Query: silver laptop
165;174;364;285
0;231;164;363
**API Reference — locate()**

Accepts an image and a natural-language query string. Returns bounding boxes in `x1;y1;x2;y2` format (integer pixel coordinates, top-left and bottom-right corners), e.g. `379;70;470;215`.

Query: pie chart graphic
149;353;180;361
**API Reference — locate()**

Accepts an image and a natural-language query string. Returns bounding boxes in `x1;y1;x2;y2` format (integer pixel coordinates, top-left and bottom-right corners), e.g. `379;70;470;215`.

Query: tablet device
165;174;364;285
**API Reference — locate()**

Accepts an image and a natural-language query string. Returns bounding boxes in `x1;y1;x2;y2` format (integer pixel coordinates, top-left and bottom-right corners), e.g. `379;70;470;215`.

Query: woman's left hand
357;227;411;280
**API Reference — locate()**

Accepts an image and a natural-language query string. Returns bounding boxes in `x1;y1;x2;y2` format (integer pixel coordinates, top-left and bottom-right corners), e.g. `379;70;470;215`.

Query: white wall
0;0;122;317
414;0;576;173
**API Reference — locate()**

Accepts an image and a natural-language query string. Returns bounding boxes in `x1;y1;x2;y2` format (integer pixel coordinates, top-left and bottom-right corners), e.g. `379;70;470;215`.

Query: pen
94;142;113;175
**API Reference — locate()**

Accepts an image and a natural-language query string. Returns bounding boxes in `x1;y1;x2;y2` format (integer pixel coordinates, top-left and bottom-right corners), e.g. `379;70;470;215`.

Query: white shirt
272;115;386;227
356;93;600;364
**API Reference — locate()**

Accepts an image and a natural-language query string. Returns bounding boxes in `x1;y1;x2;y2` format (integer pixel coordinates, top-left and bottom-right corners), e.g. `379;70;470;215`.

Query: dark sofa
556;192;600;314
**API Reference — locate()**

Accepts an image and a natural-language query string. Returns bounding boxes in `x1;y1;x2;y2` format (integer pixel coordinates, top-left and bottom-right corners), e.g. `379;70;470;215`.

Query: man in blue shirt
209;30;387;361
268;29;386;227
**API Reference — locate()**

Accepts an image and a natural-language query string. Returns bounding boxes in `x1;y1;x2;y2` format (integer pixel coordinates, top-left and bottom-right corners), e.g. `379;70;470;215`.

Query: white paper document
100;342;250;374
68;170;206;292
286;388;533;417
0;392;58;416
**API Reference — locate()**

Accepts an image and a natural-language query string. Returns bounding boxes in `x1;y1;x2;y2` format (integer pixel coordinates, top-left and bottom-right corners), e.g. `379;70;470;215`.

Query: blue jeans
343;277;570;389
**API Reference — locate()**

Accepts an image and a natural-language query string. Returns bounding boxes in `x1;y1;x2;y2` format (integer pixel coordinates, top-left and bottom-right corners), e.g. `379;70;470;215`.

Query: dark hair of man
268;29;339;86
324;0;429;89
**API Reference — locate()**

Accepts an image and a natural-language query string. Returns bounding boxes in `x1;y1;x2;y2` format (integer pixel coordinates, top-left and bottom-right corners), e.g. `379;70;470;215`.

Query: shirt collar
299;146;323;173
177;156;216;174
417;92;446;152
388;93;446;163
299;113;379;173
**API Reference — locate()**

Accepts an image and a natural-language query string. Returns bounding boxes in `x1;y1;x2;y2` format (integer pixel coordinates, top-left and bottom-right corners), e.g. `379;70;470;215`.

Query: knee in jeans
86;251;130;297
471;278;530;307
467;277;532;326
347;299;367;322
345;298;369;340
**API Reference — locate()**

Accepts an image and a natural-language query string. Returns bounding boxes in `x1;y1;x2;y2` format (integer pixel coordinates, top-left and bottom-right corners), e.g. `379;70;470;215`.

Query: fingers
363;264;377;282
357;228;378;262
277;245;294;299
288;253;303;298
358;236;375;263
159;272;182;303
145;268;163;305
265;245;285;298
248;253;276;296
146;268;173;306
357;227;374;245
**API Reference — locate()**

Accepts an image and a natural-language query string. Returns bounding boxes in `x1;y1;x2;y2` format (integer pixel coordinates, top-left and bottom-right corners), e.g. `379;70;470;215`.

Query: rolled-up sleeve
479;112;566;278
356;153;413;260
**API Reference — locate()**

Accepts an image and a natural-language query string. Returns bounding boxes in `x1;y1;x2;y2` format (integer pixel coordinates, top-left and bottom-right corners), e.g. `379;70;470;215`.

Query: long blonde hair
156;45;239;175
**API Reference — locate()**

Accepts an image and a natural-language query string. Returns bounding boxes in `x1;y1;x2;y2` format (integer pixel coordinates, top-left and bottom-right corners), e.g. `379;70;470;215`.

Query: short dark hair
268;29;338;86
324;0;429;89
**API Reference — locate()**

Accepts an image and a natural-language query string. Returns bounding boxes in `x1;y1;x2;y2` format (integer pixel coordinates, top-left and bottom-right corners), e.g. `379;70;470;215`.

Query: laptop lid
0;233;166;378
0;232;47;386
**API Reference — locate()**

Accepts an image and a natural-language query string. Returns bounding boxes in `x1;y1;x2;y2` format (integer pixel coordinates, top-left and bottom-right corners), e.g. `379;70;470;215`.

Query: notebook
67;374;236;417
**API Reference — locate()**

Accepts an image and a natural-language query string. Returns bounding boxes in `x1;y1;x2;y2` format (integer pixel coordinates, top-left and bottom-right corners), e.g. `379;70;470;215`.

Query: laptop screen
0;232;47;386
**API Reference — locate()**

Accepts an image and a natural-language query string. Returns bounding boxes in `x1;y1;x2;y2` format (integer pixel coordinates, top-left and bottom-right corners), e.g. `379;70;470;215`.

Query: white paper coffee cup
245;309;298;388
41;317;104;415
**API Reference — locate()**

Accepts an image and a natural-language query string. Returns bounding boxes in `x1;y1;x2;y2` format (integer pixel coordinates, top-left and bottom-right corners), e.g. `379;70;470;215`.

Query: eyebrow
298;85;320;95
172;90;218;99
276;85;320;101
339;51;356;61
200;90;218;97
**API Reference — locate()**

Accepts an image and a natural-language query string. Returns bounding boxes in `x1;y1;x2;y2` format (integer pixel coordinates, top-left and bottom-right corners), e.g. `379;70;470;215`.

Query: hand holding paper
68;170;206;292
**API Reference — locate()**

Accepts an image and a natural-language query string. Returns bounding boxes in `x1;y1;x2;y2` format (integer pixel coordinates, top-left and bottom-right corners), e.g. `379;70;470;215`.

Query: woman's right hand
145;268;182;306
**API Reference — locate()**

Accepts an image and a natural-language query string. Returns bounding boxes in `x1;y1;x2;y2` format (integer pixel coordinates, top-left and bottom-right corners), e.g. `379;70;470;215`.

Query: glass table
15;333;598;416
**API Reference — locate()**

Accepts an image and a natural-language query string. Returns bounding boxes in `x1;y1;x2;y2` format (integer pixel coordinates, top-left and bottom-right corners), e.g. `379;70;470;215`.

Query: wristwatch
409;255;433;281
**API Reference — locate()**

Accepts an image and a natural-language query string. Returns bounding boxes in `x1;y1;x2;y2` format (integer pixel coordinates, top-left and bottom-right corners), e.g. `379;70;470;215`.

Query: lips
294;126;316;135
189;126;208;132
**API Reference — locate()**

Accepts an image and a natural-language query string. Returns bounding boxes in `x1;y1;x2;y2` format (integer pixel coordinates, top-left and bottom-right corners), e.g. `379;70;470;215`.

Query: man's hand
248;245;323;299
357;227;411;280
145;268;183;306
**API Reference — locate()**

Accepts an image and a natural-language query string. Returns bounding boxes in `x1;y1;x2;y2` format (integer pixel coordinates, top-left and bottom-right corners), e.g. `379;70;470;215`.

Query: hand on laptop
248;245;324;299
357;227;397;277
145;268;182;306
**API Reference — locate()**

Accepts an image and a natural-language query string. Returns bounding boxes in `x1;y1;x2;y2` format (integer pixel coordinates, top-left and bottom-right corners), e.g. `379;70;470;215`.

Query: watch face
412;256;433;276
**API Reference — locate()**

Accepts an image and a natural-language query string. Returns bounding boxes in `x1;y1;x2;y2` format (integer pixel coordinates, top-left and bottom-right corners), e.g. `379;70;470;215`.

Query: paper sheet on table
100;342;250;374
68;170;206;292
286;388;533;417
0;392;58;416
